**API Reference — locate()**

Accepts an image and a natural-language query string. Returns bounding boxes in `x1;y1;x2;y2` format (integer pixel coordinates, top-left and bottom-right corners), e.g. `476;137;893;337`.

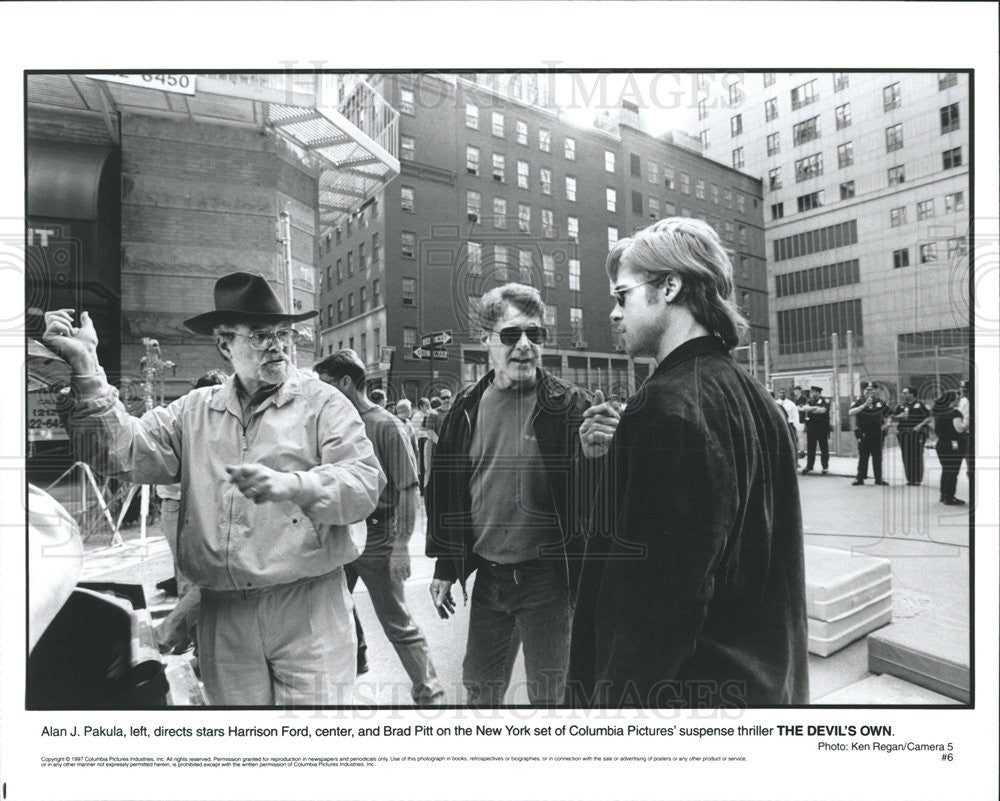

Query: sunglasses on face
232;328;296;351
612;276;666;307
492;325;547;347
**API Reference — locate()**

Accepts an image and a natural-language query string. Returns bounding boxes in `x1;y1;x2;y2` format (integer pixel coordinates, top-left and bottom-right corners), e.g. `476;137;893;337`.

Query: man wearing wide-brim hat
44;272;385;706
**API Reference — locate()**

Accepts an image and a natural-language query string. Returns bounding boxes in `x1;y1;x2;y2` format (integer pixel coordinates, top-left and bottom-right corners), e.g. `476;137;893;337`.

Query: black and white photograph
2;3;998;801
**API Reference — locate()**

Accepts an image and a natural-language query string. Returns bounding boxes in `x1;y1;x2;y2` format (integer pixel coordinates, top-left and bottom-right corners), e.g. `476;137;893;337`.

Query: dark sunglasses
492;325;547;346
612;276;666;307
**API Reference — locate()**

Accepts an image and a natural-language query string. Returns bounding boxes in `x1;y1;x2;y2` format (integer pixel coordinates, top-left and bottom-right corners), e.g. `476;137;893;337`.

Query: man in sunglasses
426;283;600;706
568;218;808;708
43;271;384;706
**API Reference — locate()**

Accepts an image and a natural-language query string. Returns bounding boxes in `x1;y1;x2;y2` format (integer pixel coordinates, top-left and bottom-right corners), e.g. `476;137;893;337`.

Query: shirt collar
209;369;303;415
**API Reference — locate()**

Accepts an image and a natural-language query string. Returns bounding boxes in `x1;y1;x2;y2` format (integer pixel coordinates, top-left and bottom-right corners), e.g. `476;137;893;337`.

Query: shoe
851;480;864;486
357;649;369;676
942;497;966;506
800;468;813;475
875;480;890;486
797;451;806;459
821;469;829;475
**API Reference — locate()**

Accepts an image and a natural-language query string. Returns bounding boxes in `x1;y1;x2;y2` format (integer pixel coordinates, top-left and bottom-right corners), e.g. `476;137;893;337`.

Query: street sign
420;329;453;347
411;347;449;360
86;74;197;95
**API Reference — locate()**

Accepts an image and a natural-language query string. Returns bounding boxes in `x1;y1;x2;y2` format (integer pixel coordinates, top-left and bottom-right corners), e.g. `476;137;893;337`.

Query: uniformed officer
891;386;932;485
800;385;831;475
849;381;891;486
958;378;972;482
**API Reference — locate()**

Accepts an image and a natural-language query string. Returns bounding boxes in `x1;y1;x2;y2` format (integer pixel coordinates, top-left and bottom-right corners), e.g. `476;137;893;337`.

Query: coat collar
651;335;730;379
464;367;570;407
208;369;304;417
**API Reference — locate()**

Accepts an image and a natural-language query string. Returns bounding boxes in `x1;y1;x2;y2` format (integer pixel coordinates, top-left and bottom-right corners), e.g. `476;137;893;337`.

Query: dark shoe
851;479;864;486
943;497;965;506
357;648;369;676
821;469;829;475
800;468;813;475
875;480;890;486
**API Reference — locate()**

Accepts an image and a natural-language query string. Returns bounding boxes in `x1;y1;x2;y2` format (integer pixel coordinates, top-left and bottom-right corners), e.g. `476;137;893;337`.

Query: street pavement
78;443;971;706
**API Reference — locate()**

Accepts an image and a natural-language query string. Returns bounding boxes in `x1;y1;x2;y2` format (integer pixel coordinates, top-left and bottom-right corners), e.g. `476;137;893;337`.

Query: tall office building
690;71;970;404
318;73;767;400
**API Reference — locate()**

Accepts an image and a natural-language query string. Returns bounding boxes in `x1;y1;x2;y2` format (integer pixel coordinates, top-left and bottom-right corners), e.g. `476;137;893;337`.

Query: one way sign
421;329;453;347
411;347;449;360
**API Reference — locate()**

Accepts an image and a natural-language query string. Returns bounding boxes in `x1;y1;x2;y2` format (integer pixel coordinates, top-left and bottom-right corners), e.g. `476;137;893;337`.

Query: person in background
957;378;972;483
890;386;932;486
931;390;967;506
774;389;802;464
370;388;387;408
849;381;891;486
799;386;831;475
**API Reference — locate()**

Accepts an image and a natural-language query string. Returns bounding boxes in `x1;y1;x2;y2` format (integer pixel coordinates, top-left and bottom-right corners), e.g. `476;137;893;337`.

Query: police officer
849;381;891;486
800;385;831;475
891;386;932;485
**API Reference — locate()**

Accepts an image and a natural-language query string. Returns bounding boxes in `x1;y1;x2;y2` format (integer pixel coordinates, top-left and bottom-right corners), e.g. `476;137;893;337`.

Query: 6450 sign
86;74;197;95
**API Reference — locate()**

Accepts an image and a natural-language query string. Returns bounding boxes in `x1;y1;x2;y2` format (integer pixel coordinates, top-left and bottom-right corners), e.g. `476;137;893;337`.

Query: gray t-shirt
469;381;561;564
360;406;419;549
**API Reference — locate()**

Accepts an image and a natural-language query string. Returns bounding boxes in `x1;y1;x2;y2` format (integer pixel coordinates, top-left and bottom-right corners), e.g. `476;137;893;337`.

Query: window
766;132;780;156
494;245;509;279
732;147;744;169
400;185;415;212
837;141;854;168
938;72;958;90
948;237;967;259
883;82;901;111
649;196;660;218
607;226;619;249
606;188;617;213
795;153;823;182
728;81;742;106
567;257;581;291
567;215;579;241
790;79;818;110
772;221;857;263
564;136;576;160
917;199;935;220
544;304;557;327
466;190;481;222
680;172;690;194
764;97;778;122
940;103;960;134
542;208;555;238
400;135;414;161
324;303;332;326
665;201;676;215
542;253;555;285
699;130;710;149
540;167;552;195
347;251;354;276
840;180;855;200
359;242;367;270
403;327;416;356
493;197;507;229
885;123;904;153
518;203;531;233
664;167;674;190
337;299;343;323
919;243;938;264
370;199;378;219
771;202;784;220
347;292;355;318
792;116;820;146
736;193;745;214
401;231;416;258
695;179;706;199
942;147;962;169
565;176;577;201
359;286;367;313
518;248;532;281
517;160;529;189
492;111;504;137
890;206;907;227
724;221;734;241
888;165;905;185
465;103;479;129
708;185;719;206
467;241;482;274
516;120;528;145
944;191;965;213
775;260;860;298
731;114;743;137
738;224;747;246
538;128;551;153
768;167;782;191
796;190;824;212
631;190;643;215
697;98;708;120
776;299;863;355
400;87;415;115
466;145;480;175
893;249;910;269
605;150;616;173
833;73;849;92
763;72;776;87
492;153;505;182
646;163;658;185
372;232;380;265
401;278;416;306
723;189;733;209
570;307;583;336
335;227;342;245
336;259;343;282
373;279;381;307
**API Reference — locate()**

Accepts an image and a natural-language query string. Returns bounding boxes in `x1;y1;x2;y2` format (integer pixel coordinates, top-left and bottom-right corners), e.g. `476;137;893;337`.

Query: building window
517;160;529;189
337;298;343;323
763;72;776;87
793;116;820;146
542;208;555;238
359;286;367;313
764;97;778;122
538;128;551;153
944;191;965;214
664;167;674;190
631;190;643;215
893;249;910;269
776;299;863;355
544;303;557;327
518;203;531;233
372;232;380;265
837;141;854;168
565;175;577;202
649;196;660;218
518;248;532;282
775;259;861;298
917;199;935;220
738;224;747;246
401;185;415;212
493;197;507;229
465;103;479;129
699;130;710;149
606;188;617;213
467;190;481;222
564;136;576;160
695;179;706;200
359;242;367;271
885;123;904;153
919;243;938;264
347;292;355;318
736;193;745;214
401;278;416;306
373;278;381;307
723;189;733;209
347;252;354;276
403;326;416;357
467;241;482;274
494;245;509;279
567;215;579;241
630;154;643;177
795;153;823;182
832;104;851;135
942;147;962;170
940;103;960;134
542;253;555;285
888;165;905;185
732;147;744;169
561;258;578;295
948;237;967;259
645;161;658;184
883;82;901;111
709;186;720;208
938;72;958;90
728;81;742;106
796;190;824;212
768;167;782;191
890;206;907;227
833;73;849;92
570;307;583;338
607;226;619;249
730;114;743;137
771;202;784;220
492;153;505;182
680;172;690;194
336;259;343;282
400;135;414;161
466;145;480;175
605;150;616;172
540;167;552;195
766;132;780;156
697;98;708;120
400;88;415;115
401;231;416;258
516;120;528;145
492;111;504;137
724;221;734;241
790;79;818;110
840;181;855;200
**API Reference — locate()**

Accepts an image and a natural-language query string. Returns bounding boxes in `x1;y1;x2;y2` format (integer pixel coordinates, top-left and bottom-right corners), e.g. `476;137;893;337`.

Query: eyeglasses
490;325;547;347
231;328;295;351
612;276;666;307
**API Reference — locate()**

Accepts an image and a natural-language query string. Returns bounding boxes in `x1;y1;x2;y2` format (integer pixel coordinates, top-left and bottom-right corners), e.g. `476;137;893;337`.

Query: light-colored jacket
67;369;384;591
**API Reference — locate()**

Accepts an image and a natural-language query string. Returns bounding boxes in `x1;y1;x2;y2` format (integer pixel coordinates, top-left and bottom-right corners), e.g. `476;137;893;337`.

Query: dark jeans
936;438;964;500
463;559;571;706
897;429;926;484
805;430;829;470
856;432;884;481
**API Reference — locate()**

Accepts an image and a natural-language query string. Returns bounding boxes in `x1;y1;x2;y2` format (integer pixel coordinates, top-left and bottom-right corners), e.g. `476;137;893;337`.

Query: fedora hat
183;272;318;335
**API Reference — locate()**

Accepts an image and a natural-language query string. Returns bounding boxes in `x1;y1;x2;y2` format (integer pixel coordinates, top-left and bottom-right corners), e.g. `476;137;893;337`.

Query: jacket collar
651;335;730;379
462;367;569;407
209;369;304;416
